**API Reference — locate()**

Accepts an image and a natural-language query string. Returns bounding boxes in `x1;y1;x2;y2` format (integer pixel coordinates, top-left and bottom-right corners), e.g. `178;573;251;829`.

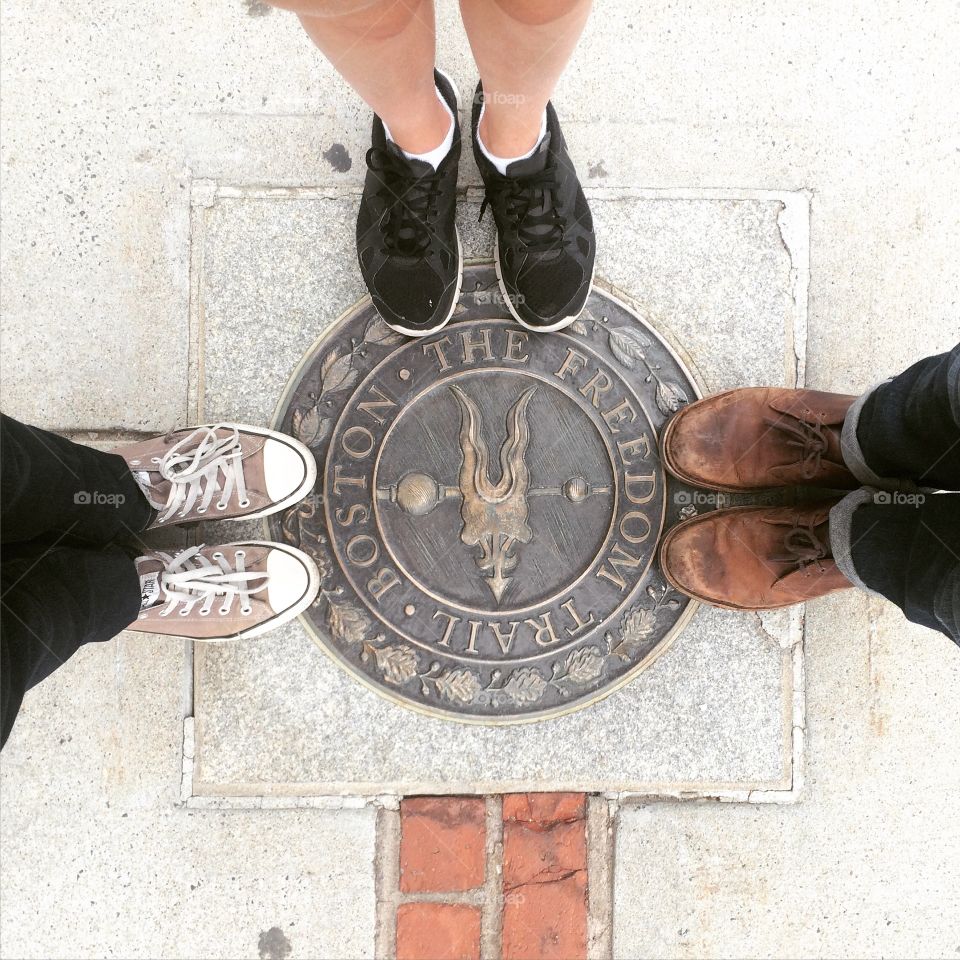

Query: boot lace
151;546;268;619
366;147;443;259
764;410;830;480
771;517;830;575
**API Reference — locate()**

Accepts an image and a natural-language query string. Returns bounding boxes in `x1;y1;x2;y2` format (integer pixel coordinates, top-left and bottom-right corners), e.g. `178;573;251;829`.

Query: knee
489;0;588;27
265;0;380;12
267;0;424;41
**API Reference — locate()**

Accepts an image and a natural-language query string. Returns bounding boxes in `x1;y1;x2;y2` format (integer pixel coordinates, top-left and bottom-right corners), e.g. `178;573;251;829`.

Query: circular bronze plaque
270;264;704;723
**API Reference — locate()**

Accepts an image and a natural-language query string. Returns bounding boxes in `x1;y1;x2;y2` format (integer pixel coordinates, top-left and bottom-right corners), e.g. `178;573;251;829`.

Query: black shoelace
366;147;443;259
480;167;568;254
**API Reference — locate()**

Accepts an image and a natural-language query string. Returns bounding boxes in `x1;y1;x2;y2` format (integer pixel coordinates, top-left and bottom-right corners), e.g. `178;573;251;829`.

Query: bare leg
266;0;450;153
459;0;592;157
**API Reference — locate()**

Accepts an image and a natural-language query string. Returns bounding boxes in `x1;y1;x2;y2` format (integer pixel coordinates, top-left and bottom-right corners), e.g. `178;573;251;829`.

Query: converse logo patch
139;571;161;609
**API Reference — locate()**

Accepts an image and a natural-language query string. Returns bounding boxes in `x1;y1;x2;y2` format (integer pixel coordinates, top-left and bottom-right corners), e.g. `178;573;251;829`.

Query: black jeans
0;416;154;748
835;344;960;645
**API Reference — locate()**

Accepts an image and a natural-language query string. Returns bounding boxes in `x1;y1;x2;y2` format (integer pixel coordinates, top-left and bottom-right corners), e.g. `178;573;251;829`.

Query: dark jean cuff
103;449;158;534
840;381;921;492
829;487;880;595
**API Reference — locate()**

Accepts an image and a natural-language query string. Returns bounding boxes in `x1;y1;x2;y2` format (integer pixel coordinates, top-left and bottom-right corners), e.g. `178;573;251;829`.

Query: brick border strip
376;794;612;960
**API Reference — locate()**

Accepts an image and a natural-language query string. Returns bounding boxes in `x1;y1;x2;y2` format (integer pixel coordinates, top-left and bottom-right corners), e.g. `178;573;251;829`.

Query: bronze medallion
271;264;704;722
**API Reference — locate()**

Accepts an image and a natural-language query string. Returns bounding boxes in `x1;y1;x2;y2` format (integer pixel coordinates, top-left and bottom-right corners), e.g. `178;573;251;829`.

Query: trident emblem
450;384;535;603
378;386;611;605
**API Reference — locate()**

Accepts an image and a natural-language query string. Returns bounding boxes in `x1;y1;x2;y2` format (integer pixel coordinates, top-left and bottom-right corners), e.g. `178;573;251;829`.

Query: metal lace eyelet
216;502;227;511
199;609;210;617
179;608;190;616
241;606;252;616
238;499;251;508
131;459;140;465
213;552;224;560
197;507;207;515
219;607;230;616
235;550;245;559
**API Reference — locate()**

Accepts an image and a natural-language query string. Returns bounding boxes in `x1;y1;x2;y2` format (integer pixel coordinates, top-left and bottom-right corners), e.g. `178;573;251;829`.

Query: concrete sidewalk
1;1;958;957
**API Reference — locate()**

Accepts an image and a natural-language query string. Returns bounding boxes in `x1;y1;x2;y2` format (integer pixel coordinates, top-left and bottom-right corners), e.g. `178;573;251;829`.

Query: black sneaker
355;70;462;338
472;85;596;332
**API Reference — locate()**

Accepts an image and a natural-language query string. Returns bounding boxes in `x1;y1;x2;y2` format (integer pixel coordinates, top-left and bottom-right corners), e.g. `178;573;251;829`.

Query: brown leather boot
661;387;860;491
660;501;853;610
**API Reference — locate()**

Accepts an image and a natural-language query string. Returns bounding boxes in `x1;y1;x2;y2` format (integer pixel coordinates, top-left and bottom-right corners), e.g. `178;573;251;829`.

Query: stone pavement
188;190;804;799
2;1;959;958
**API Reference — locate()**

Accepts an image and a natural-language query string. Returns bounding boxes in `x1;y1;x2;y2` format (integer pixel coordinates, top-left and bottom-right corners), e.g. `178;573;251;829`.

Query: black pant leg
0;542;141;749
855;344;960;490
849;494;960;645
0;414;155;547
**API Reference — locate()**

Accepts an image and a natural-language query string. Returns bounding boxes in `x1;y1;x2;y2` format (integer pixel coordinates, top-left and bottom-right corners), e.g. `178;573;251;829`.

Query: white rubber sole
192;423;317;522
493;232;596;334
379;67;464;341
176;540;321;643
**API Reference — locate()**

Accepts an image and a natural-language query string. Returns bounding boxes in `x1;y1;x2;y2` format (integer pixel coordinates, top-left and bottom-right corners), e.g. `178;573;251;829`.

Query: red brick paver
391;793;592;960
400;796;486;893
502;872;588;960
503;817;586;886
501;793;588;960
502;792;586;824
396;903;481;960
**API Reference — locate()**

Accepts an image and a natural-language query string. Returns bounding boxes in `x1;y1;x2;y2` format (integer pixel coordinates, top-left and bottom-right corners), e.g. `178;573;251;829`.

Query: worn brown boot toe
661;387;860;492
660;501;853;610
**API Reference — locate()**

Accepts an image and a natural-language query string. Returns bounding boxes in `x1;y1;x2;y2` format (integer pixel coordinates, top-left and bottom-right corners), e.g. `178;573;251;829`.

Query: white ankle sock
476;105;548;175
383;86;455;171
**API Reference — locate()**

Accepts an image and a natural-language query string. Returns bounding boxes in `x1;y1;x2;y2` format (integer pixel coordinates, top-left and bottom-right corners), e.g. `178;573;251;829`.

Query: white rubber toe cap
267;548;310;613
263;438;309;502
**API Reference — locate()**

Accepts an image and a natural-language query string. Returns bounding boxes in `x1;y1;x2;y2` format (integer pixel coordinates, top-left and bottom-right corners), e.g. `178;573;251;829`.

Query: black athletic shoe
472;84;596;332
356;69;462;337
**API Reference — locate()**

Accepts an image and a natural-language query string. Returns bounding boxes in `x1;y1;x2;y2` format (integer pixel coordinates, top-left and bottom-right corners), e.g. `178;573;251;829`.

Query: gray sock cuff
829;487;881;596
840;379;921;492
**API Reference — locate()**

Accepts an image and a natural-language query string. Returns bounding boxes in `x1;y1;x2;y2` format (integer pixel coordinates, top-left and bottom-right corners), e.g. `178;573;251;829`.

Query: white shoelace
150;546;269;619
149;424;251;524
